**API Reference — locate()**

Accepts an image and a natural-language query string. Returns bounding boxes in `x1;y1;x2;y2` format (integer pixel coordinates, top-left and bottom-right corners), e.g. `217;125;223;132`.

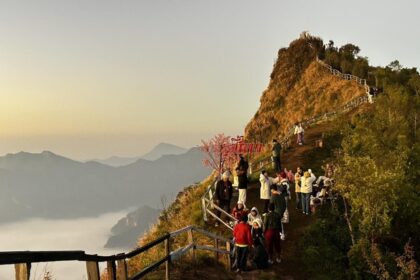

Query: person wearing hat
271;139;282;173
248;206;262;227
233;215;253;272
300;169;316;215
214;171;233;227
232;200;249;222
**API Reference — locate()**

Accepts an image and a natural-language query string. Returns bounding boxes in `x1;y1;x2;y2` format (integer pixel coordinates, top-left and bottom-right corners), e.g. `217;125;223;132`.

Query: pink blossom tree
200;133;238;176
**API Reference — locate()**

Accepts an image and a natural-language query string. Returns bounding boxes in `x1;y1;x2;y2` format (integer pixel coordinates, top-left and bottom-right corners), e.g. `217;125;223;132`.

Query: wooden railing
0;225;233;280
201;179;238;231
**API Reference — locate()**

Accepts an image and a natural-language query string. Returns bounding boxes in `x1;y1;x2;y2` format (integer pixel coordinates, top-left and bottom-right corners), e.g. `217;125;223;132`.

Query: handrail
249;58;374;173
0;225;233;280
201;179;238;231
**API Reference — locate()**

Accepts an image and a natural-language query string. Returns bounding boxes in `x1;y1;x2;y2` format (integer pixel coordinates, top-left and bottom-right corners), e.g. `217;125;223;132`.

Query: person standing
251;220;269;269
236;154;249;205
232;201;249;221
233;215;253;272
294;167;303;210
263;203;282;264
271;139;282;172
259;170;280;213
248;207;263;227
294;123;305;145
214;171;233;227
270;185;287;227
300;170;316;215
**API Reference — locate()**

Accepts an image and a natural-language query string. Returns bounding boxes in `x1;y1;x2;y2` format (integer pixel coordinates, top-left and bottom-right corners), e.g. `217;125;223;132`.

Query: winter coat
301;172;316;194
232;206;249;221
251;225;264;243
272;143;282;157
236;159;249;189
248;207;263;226
263;211;282;232
259;174;279;200
270;193;287;218
215;179;233;201
294;125;304;134
278;178;291;197
252;242;269;269
295;172;303;193
233;222;253;246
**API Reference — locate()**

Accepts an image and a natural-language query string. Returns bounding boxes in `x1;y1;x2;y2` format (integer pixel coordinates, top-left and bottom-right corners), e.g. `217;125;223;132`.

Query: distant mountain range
105;205;161;249
91;143;188;167
0;146;208;224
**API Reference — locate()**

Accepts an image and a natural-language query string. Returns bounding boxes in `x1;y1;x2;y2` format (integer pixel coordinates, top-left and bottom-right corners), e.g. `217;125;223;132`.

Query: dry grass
245;59;365;143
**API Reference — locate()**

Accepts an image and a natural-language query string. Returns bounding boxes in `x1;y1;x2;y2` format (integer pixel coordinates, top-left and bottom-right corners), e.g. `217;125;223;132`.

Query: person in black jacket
236;154;249;205
251;219;269;269
215;171;233;227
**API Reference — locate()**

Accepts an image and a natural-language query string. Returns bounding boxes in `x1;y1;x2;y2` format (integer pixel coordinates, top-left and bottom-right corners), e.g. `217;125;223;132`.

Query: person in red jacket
232;201;249;222
233;215;253;272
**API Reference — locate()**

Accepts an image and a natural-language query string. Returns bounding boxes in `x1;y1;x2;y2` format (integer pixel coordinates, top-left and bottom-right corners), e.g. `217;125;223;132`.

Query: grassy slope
245;60;365;142
125;115;359;279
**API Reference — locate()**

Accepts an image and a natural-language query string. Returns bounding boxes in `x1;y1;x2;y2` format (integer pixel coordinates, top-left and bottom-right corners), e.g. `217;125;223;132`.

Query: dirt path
230;122;334;280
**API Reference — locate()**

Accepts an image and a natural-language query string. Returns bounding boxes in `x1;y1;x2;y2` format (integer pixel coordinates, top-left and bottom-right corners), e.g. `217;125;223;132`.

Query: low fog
0;210;131;280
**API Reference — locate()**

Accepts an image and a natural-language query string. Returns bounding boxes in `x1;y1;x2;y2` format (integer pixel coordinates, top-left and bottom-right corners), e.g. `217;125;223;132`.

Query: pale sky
0;0;419;160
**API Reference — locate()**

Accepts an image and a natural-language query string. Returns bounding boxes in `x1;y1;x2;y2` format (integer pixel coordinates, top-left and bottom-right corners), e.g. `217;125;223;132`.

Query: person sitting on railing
294;123;305;145
250;219;269;269
259;170;280;213
214;171;233;227
233;215;253;273
248;207;262;227
263;203;282;264
271;139;282;172
232;201;249;222
236;154;249;205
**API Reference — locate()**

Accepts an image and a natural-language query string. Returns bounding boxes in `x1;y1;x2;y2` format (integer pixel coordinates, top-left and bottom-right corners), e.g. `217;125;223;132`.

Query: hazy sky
1;0;419;160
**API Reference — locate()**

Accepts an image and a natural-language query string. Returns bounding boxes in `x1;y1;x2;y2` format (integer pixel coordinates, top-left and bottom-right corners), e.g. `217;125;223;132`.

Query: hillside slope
245;35;365;142
126;35;373;279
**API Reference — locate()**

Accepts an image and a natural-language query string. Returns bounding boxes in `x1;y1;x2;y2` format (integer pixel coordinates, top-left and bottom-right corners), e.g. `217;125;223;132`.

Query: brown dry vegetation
245;37;365;143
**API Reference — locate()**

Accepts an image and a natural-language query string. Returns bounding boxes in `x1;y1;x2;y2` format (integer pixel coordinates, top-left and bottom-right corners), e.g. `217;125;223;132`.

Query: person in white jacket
300;169;316;215
294;123;304;145
259;170;280;213
248;206;263;227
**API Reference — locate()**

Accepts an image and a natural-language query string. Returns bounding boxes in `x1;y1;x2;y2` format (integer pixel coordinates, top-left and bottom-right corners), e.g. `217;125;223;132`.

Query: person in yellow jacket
300;170;316;215
294;167;303;210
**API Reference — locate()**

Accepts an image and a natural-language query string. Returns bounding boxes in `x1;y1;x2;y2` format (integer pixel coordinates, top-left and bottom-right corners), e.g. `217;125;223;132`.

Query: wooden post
187;228;195;261
164;238;170;280
86;261;100;280
225;242;231;271
214;239;219;260
15;263;30;280
107;260;117;280
116;259;128;280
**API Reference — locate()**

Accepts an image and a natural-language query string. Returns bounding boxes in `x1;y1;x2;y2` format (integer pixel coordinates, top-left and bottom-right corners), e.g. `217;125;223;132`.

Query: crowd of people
213;135;336;273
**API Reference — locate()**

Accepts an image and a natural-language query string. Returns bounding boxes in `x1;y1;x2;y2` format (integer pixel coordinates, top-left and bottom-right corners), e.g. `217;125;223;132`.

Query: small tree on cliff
200;133;237;176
